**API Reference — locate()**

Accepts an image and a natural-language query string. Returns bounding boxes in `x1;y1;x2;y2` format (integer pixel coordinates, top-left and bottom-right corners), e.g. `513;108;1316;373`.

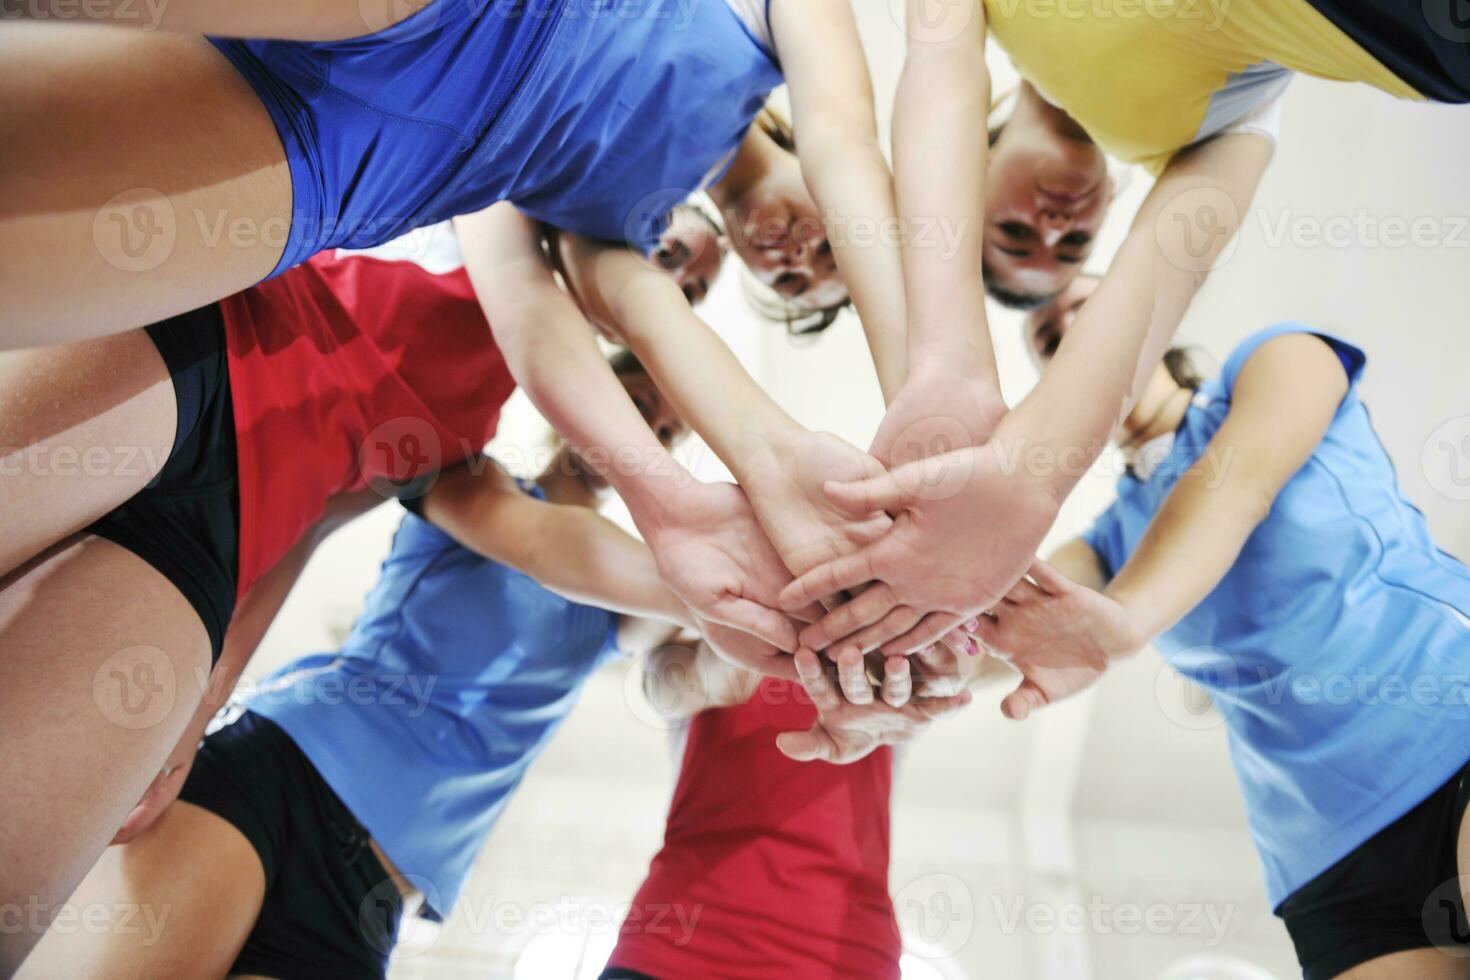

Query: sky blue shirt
249;492;621;917
1083;324;1470;906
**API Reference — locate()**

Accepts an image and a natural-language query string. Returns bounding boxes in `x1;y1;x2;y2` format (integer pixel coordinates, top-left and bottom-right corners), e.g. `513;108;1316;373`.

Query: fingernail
965;639;979;656
966;618;980;632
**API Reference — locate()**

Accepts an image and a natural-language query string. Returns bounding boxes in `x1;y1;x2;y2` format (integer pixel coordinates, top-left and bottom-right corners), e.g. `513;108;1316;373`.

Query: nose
1037;211;1069;248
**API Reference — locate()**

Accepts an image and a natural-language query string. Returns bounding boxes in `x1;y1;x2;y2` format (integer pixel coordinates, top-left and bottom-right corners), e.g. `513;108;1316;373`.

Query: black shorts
176;709;403;980
1277;759;1470;979
85;304;239;662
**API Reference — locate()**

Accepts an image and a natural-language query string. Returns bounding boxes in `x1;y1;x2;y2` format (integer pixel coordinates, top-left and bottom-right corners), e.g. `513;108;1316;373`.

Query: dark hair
739;104;853;339
607;348;647;378
983;264;1060;311
1163;347;1205;390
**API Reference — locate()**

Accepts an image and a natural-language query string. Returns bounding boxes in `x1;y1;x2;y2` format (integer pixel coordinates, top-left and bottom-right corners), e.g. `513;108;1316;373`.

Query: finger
940;629;979;658
846;605;923;654
111;764;189;845
837;646;874;706
880;610;966;655
797;584;899;652
971;614;1002;653
850;513;894;547
1005;579;1047;605
915;689;973;720
1027;559;1074;596
793;647;844;714
1001;680;1050;721
775;725;837;763
710;597;800;652
881;655;912;708
778;550;879;612
822;471;912;518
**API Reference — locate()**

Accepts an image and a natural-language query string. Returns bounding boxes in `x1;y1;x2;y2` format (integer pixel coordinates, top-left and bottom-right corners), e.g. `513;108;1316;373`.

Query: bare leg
15;802;265;980
1;25;291;347
0;329;176;577
0;537;211;971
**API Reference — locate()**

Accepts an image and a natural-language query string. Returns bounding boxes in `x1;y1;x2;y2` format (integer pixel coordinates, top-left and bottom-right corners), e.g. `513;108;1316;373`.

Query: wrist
991;397;1110;502
1100;584;1155;658
728;416;808;491
617;457;699;536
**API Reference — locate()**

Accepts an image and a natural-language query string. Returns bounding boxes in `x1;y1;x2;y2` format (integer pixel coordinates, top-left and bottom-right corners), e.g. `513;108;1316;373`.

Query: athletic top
248;502;621;918
983;0;1450;173
212;0;783;274
222;251;516;600
1082;324;1470;906
605;678;901;979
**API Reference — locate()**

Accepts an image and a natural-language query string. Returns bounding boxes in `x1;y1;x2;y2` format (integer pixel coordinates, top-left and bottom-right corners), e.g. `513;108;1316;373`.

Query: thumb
823;471;912;518
1001;679;1050;721
776;726;833;762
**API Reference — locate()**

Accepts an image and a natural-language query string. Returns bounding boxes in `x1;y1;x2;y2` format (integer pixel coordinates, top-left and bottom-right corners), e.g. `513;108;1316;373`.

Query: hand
111;730;200;844
776;650;972;764
645;480;813;652
780;441;1062;654
740;430;892;580
695;615;798;680
974;561;1143;720
868;364;1007;467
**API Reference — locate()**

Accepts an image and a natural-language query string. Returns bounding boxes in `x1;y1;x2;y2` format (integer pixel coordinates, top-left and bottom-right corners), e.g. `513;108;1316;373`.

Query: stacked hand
975;561;1142;719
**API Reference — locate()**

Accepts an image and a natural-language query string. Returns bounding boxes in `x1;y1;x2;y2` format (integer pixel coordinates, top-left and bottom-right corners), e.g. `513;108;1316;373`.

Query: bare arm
418;462;693;627
997;132;1275;499
769;0;908;400
974;333;1349;718
1103;333;1346;637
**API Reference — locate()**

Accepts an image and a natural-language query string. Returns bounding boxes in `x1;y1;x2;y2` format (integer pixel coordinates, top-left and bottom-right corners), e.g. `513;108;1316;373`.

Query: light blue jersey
1083;324;1470;906
249;491;621;917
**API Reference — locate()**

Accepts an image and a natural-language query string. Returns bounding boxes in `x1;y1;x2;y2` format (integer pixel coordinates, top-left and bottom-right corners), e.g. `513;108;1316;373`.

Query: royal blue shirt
1083;324;1470;906
249;492;621;917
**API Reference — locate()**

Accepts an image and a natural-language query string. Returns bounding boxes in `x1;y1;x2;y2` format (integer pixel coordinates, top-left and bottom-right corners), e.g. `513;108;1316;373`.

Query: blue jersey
1083;324;1470;906
248;494;621;917
211;0;783;274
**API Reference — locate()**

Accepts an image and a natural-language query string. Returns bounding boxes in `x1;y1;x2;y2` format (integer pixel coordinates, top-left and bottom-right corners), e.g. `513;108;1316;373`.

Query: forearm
1000;134;1271;498
1105;480;1266;642
561;239;808;480
520;506;694;627
642;638;758;718
893;0;994;383
799;139;909;402
458;208;692;532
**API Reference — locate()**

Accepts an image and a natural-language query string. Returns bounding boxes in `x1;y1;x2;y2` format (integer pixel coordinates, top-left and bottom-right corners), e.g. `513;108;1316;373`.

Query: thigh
1338;949;1470;979
15;801;266;980
0;24;290;347
0;536;211;973
0;329;176;578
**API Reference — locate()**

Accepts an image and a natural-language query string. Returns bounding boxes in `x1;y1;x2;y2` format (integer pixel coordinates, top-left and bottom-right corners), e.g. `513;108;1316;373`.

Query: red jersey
221;252;517;600
608;678;900;980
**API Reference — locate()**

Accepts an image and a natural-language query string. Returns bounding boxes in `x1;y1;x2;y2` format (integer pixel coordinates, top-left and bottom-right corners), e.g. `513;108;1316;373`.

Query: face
727;159;849;312
1023;274;1097;368
985;120;1111;302
652;207;726;306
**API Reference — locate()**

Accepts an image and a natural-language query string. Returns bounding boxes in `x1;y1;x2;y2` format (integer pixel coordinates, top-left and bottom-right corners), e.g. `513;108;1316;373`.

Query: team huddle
4;0;1470;977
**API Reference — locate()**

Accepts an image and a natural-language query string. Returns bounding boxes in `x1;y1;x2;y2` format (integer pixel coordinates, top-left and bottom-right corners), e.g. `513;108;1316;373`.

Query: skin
651;206;727;307
983;84;1112;305
707;125;849;314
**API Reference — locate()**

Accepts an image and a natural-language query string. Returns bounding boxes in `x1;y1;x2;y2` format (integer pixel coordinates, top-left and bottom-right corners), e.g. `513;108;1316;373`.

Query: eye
1043;335;1060;357
774;271;808;297
681;284;696;304
1060;231;1092;249
816;238;832;258
998;221;1034;242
